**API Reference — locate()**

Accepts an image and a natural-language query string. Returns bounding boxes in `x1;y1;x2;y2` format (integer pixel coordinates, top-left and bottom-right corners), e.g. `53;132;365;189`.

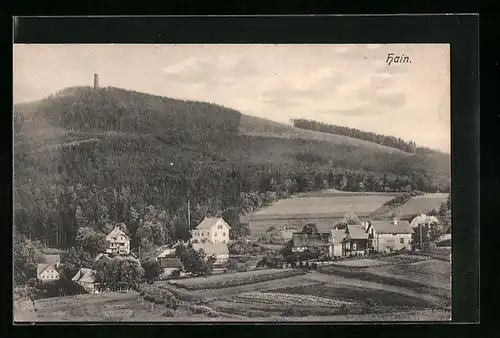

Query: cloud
161;55;257;87
316;105;379;117
259;67;345;107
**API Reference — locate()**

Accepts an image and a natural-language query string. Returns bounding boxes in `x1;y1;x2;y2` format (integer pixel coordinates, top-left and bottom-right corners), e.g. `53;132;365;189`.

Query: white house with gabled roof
105;226;130;255
190;217;231;244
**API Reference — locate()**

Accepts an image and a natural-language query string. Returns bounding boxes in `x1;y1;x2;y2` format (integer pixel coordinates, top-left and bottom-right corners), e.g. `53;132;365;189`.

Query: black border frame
10;14;479;330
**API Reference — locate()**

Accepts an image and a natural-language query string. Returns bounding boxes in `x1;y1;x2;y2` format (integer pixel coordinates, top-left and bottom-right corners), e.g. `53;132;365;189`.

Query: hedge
139;284;179;309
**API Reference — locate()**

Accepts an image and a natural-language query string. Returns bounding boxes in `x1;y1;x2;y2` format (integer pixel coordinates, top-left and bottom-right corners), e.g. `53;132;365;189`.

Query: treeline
15;86;241;137
291;118;419;153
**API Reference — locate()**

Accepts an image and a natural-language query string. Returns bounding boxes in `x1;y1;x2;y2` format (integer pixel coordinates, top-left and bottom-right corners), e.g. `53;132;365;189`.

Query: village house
366;219;413;252
291;232;333;257
192;242;229;264
37;263;60;283
343;224;370;256
36;254;62;283
105;226;130;255
72;268;99;294
157;257;184;278
190;217;231;244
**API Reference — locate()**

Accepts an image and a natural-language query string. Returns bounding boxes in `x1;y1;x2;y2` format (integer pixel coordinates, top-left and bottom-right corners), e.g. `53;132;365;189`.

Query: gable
196;217;231;230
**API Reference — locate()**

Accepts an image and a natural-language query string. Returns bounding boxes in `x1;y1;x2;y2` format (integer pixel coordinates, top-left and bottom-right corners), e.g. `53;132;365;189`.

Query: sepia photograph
13;43;452;323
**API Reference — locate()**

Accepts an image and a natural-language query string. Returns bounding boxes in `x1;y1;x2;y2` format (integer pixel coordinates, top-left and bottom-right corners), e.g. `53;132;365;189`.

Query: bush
311;263;318;269
162;308;176;317
224;259;238;271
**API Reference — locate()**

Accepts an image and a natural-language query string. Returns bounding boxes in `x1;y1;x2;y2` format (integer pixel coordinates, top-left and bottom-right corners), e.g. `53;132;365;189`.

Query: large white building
190;217;231;244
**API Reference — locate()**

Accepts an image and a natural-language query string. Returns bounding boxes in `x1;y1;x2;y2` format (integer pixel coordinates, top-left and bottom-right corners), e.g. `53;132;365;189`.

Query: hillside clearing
239;115;411;155
395;193;449;218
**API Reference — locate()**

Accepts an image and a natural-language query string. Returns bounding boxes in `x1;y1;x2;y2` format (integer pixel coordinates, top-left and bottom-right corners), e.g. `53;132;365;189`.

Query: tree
75;227;107;256
301;223;318;236
140;258;162;281
93;256;144;291
178;246;212;276
62;247;95;279
13;234;44;285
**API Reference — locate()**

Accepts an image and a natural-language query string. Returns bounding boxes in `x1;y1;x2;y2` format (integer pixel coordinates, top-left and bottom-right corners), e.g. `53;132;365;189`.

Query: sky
13;44;450;152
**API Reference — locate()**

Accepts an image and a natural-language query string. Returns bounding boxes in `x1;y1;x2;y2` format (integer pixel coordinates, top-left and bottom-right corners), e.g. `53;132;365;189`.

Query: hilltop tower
94;73;99;89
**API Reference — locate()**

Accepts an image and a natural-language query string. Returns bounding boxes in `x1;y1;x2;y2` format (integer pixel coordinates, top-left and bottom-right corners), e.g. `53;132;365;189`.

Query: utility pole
187;200;191;230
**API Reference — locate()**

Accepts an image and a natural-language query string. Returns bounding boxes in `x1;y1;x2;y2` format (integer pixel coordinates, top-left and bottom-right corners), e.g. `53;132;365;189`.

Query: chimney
94;73;99;89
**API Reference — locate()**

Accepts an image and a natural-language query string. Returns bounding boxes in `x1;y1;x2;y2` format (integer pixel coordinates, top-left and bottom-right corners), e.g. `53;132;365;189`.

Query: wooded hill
14;86;450;250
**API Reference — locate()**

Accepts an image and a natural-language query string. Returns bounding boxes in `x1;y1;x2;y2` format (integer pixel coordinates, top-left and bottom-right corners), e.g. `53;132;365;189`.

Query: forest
14;86;451;252
291;118;429;154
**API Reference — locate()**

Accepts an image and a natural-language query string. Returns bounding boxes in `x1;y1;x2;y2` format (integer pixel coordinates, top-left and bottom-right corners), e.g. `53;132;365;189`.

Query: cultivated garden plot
167;269;305;290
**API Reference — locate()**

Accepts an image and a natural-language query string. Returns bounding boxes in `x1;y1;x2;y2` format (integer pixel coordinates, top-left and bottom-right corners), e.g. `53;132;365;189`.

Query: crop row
234;291;350;307
174;269;307;291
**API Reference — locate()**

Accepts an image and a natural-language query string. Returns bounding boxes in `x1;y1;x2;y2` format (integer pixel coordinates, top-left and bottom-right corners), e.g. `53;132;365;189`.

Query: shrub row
176;270;307;291
189;304;220;317
138;284;179;309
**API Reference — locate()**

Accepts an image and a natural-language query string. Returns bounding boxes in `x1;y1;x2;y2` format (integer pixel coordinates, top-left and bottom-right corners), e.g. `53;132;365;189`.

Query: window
400;238;404;244
352;243;357;250
223;232;226;236
218;224;223;229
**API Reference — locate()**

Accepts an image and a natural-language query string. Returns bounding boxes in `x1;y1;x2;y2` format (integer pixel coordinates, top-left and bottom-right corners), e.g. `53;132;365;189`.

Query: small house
367;219;413;252
37;263;60;283
72;268;99;294
291;233;332;256
158;258;184;277
192;242;229;264
190;217;231;244
105;227;130;255
343;224;369;256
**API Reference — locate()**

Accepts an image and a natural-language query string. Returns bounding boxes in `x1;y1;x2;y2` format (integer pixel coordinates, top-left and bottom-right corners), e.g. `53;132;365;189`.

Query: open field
246;191;397;236
395;193;449;218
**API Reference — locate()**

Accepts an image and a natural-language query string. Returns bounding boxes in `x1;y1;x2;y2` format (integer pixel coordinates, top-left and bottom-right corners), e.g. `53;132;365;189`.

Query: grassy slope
239;115;410;155
369;193;449;220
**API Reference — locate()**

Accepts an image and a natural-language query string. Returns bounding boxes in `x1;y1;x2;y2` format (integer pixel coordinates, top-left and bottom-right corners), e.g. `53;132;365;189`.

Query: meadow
394;193;449;218
246;191;400;236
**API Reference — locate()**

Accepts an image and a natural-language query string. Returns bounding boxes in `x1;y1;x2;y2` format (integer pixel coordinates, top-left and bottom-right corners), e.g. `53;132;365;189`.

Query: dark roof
371;220;412;234
158;258;184;269
43;254;60;265
292;234;330;247
346;224;368;239
37;263;58;276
